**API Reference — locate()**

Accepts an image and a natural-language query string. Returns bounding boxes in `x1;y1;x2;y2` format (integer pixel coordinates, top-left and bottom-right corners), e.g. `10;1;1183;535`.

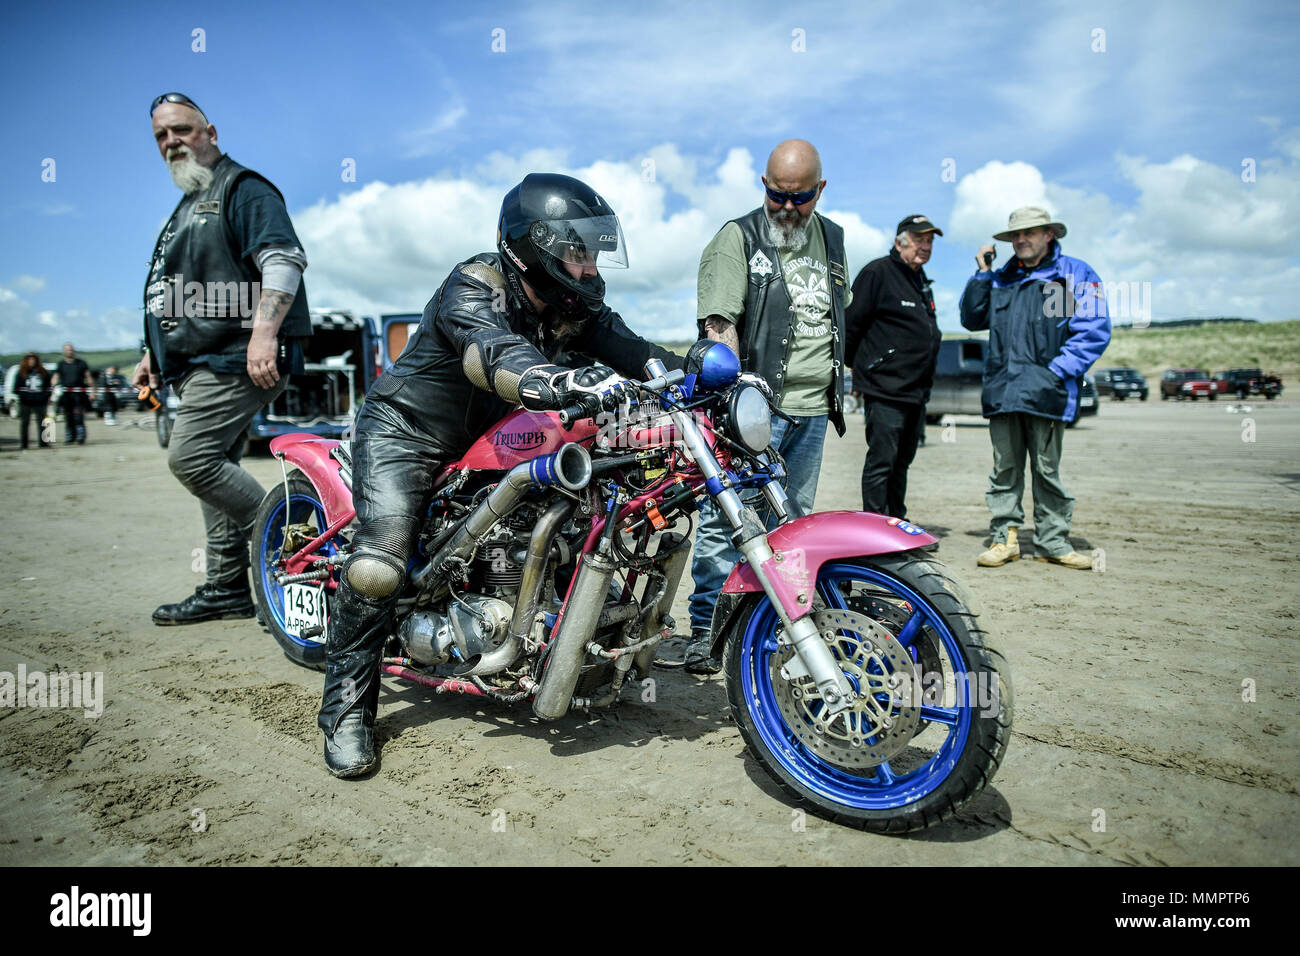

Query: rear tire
723;553;1013;833
250;471;342;670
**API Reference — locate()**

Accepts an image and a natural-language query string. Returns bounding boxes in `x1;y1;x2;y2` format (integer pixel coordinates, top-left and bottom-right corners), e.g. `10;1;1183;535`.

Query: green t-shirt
696;217;849;415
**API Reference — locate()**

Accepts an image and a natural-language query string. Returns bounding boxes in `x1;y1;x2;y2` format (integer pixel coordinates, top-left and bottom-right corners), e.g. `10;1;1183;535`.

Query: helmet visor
529;214;628;271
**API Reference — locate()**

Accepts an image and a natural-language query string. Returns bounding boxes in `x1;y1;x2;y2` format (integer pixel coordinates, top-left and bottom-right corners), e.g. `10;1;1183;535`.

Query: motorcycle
250;341;1013;832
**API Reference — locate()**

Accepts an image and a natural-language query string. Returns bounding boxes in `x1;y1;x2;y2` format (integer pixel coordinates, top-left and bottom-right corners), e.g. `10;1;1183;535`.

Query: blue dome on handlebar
685;339;741;392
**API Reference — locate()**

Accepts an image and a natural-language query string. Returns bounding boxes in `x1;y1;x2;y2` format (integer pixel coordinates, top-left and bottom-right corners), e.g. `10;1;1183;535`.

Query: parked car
1212;367;1283;400
3;364;16;417
925;337;986;422
247;310;382;447
1095;367;1149;401
1067;373;1099;427
378;313;423;371
924;337;1099;425
1161;368;1216;401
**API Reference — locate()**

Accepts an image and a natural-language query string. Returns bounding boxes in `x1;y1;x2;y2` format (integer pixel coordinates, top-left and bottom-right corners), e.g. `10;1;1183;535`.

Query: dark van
926;336;1097;425
155;310;381;449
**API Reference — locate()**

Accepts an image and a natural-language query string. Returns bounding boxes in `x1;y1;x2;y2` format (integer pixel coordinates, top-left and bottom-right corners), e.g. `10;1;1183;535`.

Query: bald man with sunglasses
678;138;852;674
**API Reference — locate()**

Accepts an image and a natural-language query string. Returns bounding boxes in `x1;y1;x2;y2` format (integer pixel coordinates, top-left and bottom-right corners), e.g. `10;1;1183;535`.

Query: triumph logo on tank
0;665;103;718
493;429;546;450
145;273;261;319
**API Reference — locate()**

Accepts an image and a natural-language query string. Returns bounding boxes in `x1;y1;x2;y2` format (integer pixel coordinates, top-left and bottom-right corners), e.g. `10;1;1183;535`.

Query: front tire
724;553;1013;833
250;471;342;670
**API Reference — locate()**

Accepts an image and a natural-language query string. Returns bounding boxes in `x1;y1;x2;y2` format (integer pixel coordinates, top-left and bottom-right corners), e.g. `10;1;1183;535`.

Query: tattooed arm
704;314;740;355
246;289;295;388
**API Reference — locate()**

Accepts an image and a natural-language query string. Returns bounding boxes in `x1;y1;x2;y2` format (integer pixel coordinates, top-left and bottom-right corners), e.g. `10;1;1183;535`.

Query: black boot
317;578;389;778
153;581;255;625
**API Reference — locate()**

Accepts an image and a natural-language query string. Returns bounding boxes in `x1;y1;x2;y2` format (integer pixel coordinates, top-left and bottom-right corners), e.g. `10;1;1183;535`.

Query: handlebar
557;368;687;428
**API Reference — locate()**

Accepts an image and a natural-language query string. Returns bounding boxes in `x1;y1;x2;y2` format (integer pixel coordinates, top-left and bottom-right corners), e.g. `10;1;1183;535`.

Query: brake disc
771;608;921;768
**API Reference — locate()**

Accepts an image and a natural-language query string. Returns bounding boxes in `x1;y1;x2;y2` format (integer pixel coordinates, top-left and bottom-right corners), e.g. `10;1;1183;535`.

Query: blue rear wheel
723;553;1012;832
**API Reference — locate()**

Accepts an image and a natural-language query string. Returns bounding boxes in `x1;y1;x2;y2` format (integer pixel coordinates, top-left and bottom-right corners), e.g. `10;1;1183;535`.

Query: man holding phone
959;206;1110;569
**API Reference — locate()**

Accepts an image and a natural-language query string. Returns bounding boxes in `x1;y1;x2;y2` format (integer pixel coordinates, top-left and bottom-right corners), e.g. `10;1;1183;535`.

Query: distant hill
942;318;1299;382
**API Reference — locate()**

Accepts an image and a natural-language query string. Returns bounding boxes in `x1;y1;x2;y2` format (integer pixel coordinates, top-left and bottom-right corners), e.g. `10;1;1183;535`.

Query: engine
471;505;537;598
398;596;513;668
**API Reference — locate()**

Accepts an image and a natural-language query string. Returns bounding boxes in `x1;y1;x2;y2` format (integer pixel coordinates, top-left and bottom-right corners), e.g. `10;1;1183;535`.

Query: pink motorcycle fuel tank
456;408;600;471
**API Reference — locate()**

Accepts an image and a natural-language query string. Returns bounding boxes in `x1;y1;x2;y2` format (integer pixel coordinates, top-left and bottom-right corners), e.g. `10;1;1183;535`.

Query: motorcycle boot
977;527;1020;567
684;630;723;676
317;576;390;778
152;580;255;625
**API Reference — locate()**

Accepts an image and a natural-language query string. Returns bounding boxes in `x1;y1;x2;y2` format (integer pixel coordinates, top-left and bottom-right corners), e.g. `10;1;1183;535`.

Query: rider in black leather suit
319;173;683;777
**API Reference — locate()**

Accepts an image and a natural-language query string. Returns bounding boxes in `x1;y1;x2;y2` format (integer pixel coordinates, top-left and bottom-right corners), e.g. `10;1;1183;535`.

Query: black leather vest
701;208;849;436
143;154;311;377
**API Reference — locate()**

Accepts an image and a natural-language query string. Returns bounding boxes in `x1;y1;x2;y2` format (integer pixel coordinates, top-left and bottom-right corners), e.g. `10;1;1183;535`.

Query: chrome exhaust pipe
532;550;617;721
632;532;692;675
413;442;591;591
455;497;574;677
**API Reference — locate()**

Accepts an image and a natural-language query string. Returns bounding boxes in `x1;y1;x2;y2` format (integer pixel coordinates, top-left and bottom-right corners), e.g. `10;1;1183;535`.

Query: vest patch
748;250;773;277
194;200;220;215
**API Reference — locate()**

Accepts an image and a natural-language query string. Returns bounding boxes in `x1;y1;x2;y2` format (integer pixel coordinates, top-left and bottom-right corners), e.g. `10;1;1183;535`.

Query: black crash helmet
497;173;628;319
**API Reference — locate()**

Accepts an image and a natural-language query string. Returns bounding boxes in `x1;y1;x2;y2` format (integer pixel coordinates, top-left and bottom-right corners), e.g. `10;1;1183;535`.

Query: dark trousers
59;393;85;442
860;397;923;518
19;402;49;448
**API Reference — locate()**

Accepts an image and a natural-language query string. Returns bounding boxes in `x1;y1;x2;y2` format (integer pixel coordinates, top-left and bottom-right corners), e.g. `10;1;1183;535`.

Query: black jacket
143;154;312;381
364;253;682;459
845;248;941;405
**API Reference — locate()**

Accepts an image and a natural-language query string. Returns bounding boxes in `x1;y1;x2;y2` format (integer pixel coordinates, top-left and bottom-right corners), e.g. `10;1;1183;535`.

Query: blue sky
2;0;1298;351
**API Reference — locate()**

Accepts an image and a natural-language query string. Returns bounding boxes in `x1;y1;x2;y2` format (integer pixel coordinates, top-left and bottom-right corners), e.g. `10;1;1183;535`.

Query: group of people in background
11;343;127;449
679;139;1111;672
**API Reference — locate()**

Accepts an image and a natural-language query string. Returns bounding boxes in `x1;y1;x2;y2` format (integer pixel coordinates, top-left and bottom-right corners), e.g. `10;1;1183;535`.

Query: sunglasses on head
150;92;203;116
765;184;819;206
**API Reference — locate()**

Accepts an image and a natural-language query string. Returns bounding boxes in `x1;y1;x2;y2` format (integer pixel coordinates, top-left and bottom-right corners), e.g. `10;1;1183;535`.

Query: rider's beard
168;148;214;195
765;206;810;251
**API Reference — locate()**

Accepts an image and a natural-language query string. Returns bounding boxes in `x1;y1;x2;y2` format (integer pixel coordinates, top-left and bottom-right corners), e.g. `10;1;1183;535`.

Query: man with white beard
134;92;313;625
673;139;852;674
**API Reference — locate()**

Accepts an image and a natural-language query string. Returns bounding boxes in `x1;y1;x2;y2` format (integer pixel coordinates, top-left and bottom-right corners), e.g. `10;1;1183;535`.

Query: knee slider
344;553;405;599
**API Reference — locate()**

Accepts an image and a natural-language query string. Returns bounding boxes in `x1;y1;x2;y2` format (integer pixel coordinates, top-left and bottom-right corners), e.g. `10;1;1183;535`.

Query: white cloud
294;144;891;341
948;144;1300;321
401;104;470;159
11;275;47;294
0;282;138;353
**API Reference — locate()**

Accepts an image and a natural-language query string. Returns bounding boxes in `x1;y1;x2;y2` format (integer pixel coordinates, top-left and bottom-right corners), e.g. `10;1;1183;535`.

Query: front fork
649;361;855;715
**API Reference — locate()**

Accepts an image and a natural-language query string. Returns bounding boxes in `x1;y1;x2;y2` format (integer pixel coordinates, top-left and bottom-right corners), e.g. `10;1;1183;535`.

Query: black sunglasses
150;92;203;116
765;184;819;206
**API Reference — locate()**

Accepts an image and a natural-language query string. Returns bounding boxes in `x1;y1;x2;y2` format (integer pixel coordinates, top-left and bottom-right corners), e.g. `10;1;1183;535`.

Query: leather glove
519;364;633;412
737;371;774;399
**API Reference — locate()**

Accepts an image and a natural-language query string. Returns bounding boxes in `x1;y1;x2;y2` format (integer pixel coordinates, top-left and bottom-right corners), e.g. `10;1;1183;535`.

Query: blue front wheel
723;552;1013;833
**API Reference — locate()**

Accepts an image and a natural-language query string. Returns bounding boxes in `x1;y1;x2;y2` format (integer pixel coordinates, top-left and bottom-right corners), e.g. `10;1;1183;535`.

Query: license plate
283;583;327;641
1081;397;1095;407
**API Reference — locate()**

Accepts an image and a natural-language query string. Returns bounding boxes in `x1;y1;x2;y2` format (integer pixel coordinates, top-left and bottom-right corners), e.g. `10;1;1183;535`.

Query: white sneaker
105;413;118;425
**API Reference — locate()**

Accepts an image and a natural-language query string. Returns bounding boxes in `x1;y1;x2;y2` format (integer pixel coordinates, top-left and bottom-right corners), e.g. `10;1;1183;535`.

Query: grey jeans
168;367;286;587
985;412;1074;557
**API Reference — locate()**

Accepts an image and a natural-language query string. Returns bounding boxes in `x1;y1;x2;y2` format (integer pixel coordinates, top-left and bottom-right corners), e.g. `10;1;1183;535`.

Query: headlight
726;384;771;454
